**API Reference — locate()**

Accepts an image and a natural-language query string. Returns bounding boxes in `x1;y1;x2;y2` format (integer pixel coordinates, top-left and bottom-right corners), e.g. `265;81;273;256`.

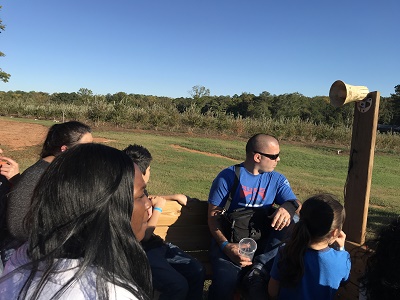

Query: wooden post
342;91;380;244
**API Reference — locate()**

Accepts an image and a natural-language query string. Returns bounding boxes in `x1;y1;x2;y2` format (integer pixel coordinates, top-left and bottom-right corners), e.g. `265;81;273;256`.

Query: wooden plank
158;225;211;251
343;91;380;244
152;200;213;280
154;200;211;251
156;200;208;226
335;241;370;299
336;281;359;300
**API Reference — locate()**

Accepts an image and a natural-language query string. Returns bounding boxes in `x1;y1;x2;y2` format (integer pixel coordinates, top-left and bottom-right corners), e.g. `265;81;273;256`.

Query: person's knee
157;276;189;300
190;259;205;281
209;266;239;298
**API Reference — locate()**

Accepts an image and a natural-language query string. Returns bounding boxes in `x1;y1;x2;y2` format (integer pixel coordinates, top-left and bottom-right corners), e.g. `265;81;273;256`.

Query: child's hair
123;144;152;175
279;193;345;287
359;217;400;299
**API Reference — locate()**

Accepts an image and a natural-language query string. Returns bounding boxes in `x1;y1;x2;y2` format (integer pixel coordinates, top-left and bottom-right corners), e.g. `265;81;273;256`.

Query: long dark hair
16;143;152;299
279;193;345;287
359;217;400;299
40;121;91;158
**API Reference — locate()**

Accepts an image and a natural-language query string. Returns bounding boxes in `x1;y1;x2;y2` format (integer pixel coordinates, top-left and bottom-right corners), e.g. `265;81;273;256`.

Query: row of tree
0;6;11;83
0;85;399;127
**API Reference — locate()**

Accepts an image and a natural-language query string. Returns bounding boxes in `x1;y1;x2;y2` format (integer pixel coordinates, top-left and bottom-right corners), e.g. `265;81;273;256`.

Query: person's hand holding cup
238;237;257;261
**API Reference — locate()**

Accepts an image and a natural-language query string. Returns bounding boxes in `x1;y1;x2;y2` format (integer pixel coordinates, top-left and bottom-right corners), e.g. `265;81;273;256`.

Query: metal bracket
357;98;372;113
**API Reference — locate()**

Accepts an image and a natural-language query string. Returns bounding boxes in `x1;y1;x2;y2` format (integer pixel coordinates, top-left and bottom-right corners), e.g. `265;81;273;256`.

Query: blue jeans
208;223;292;300
208;239;243;300
146;243;205;300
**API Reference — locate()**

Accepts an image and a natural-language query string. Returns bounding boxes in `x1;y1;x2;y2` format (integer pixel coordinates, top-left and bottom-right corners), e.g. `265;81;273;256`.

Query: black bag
220;207;268;243
218;164;269;243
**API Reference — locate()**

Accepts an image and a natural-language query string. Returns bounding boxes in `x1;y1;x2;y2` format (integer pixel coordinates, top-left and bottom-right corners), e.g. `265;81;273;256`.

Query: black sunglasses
254;151;280;160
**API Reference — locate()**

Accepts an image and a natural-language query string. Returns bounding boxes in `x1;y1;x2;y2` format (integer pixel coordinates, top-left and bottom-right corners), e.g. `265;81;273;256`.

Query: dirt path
0;119;48;150
171;144;238;161
0;119;111;150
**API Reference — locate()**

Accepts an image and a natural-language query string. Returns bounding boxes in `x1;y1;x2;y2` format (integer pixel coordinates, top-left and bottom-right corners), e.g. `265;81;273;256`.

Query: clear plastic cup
238;237;257;260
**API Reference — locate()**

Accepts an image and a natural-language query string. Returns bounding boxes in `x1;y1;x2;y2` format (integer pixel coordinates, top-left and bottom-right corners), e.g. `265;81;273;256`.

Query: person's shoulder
320;247;350;260
108;282;139;300
217;164;238;177
3;243;30;274
259;170;286;180
20;159;49;175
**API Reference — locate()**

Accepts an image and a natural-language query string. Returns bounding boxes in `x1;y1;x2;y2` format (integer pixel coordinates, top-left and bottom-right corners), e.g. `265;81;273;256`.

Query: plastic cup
238;238;257;260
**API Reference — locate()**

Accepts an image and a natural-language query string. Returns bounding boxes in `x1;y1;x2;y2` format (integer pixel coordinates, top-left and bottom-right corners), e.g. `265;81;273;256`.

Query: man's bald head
245;134;279;157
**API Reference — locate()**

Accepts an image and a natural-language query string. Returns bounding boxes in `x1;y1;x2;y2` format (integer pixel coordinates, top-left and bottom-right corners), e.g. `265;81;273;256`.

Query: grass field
2;117;399;239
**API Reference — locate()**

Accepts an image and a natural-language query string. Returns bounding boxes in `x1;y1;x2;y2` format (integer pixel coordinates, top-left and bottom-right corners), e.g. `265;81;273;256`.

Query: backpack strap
222;164;241;213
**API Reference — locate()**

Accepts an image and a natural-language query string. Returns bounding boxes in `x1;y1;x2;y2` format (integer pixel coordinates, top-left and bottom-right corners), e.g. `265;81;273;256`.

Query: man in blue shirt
207;133;300;300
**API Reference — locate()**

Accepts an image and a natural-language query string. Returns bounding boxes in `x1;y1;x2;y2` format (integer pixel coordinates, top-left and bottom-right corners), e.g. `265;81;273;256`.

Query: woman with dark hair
6;121;93;242
359;217;400;300
268;193;351;300
0;143;153;299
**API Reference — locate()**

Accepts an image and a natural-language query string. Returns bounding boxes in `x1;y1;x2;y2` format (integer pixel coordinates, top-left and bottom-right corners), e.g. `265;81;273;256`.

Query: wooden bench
154;199;368;299
154;198;213;279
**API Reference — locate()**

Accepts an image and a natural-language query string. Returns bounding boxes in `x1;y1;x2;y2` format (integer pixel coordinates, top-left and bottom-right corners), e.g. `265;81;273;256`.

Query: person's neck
242;161;260;175
42;155;55;163
309;241;329;251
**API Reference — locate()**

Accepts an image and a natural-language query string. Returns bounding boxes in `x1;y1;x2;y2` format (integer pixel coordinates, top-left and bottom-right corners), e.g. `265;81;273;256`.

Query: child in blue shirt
269;193;351;300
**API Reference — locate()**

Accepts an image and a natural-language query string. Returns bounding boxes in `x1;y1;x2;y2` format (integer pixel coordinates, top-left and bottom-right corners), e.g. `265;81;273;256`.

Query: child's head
123;144;152;183
279;193;345;287
299;193;345;243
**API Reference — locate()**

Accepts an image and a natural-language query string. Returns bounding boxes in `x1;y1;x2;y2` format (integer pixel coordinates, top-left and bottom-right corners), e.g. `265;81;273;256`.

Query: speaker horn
329;80;369;107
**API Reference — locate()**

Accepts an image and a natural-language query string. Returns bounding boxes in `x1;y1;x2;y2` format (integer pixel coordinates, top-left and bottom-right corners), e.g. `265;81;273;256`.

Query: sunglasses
254;151;280;160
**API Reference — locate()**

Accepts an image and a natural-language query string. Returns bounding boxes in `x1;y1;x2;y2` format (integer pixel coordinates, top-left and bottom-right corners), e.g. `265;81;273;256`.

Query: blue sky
1;0;399;98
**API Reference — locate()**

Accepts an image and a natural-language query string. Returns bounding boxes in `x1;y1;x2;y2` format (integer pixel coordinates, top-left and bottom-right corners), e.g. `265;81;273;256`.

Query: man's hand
223;242;253;267
269;207;291;231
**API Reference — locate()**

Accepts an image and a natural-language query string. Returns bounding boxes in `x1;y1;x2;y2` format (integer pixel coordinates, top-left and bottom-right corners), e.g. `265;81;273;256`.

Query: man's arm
269;205;293;231
269;199;301;231
208;203;252;267
270;175;301;230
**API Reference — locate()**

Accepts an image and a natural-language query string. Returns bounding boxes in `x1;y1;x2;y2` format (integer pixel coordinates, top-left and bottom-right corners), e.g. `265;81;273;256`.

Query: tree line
0;85;399;127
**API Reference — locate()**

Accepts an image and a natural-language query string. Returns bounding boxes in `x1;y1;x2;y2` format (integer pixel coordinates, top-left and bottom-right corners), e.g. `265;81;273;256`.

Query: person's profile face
131;164;151;241
78;132;94;144
142;166;151;184
60;132;94;154
256;142;280;173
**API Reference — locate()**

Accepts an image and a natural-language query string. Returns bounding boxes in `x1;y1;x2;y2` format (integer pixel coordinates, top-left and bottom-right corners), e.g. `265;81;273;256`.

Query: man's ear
253;152;262;163
60;145;68;152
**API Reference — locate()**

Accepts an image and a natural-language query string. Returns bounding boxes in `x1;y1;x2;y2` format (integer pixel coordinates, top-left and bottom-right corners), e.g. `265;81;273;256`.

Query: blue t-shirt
270;247;351;300
208;163;297;212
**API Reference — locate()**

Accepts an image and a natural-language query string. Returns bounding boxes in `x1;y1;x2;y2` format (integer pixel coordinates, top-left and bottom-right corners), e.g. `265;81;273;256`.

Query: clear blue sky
1;0;399;98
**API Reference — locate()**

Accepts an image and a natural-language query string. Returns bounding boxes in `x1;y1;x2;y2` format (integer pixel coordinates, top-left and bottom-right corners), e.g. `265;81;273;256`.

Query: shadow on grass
366;206;399;240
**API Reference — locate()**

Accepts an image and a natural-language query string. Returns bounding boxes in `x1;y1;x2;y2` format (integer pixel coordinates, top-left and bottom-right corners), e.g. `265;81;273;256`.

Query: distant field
1;116;399;239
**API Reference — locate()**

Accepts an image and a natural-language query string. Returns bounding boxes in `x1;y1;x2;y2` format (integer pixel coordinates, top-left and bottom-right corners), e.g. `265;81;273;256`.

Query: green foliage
1;86;400;153
0;6;11;83
390;85;400;124
189;85;210;99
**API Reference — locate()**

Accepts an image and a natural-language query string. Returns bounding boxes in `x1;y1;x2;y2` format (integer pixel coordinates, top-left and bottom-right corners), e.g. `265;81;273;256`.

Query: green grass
2;117;399;238
92;128;400;240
